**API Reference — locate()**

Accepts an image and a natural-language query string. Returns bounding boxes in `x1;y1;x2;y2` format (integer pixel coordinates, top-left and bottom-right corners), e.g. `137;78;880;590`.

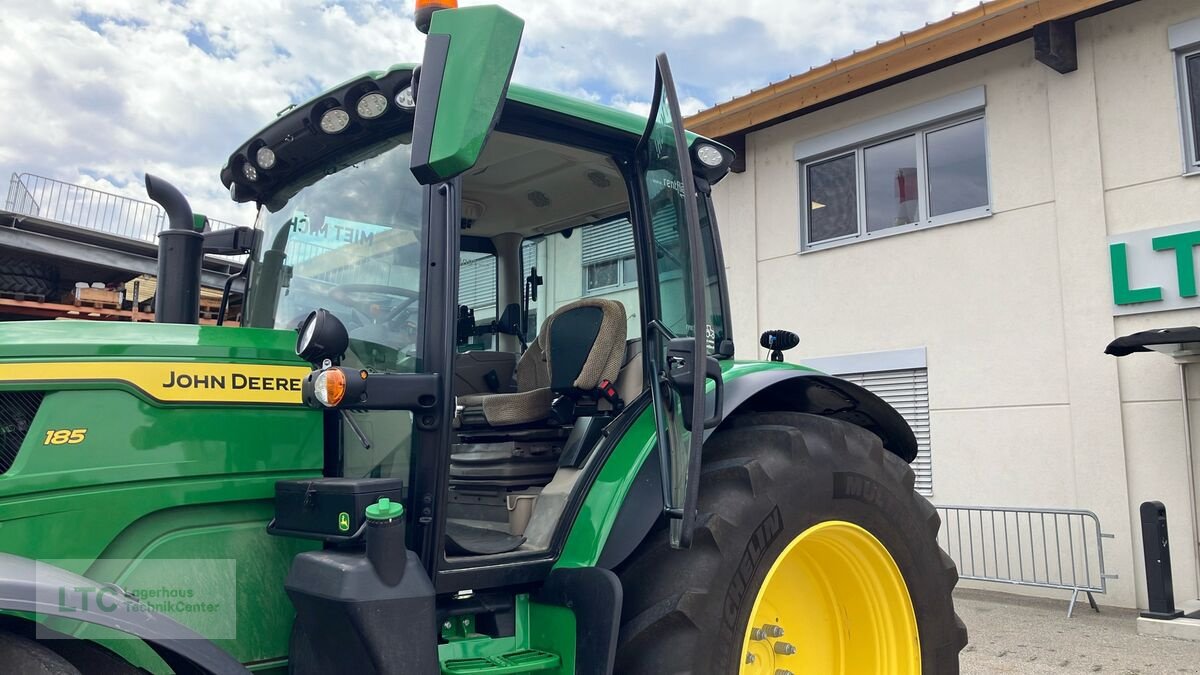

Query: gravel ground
956;588;1199;674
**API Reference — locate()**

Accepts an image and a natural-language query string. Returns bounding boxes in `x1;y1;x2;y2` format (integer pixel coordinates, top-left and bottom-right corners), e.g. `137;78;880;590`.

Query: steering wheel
329;284;420;327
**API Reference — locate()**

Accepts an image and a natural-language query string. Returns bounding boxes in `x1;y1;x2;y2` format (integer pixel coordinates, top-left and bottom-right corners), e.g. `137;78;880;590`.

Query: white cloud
0;0;979;227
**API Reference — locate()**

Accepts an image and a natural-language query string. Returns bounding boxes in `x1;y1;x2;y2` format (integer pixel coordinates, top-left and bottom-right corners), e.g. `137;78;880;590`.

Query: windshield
246;135;425;372
243;134;425;481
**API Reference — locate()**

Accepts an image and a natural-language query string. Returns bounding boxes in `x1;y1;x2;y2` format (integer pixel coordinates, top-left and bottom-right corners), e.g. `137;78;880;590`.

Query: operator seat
457;298;627;428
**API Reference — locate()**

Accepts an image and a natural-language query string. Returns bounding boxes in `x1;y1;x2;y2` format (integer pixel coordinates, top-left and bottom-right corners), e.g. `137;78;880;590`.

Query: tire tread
614;411;967;674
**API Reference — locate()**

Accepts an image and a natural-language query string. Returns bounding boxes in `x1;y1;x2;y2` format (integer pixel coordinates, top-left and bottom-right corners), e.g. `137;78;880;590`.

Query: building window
1171;17;1200;171
801;115;989;249
806;154;858;242
794;88;991;251
584;255;637;292
581;217;637;293
1178;48;1200;170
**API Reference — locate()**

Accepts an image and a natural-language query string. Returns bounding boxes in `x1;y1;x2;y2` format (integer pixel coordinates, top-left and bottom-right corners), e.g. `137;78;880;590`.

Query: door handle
665;338;724;431
701;354;723;430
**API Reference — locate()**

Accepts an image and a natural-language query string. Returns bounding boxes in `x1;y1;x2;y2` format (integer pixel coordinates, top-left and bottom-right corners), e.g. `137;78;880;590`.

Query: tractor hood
0;322;311;407
0;321;304;363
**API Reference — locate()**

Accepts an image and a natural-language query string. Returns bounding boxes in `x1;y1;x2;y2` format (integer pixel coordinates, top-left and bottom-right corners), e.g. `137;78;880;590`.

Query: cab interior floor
444;519;527;556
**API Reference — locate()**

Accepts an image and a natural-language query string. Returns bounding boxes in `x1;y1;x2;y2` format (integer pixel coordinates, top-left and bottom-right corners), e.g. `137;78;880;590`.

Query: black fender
597;368;917;570
715;369;918;462
0;553;248;674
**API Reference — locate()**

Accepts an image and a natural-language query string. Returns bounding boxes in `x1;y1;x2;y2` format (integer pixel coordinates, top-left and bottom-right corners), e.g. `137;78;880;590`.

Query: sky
0;0;977;226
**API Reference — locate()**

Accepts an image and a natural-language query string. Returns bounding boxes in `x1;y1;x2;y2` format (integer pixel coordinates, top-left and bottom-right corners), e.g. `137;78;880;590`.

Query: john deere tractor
0;3;965;673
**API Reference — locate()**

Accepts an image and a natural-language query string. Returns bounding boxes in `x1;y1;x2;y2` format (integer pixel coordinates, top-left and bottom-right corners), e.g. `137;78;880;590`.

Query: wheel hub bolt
750;627;766;641
763;623;785;638
773;641;797;656
775;670;796;675
745;653;756;664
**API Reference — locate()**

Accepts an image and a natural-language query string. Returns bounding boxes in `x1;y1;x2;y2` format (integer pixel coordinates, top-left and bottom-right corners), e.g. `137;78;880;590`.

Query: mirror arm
341;410;372;449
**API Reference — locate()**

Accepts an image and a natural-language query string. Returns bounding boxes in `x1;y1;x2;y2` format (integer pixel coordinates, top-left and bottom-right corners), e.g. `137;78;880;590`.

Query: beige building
688;0;1200;612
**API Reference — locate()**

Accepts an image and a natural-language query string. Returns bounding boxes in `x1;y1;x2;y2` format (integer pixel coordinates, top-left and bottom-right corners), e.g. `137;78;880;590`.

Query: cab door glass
639;53;708;548
645;152;696;338
697;197;726;354
648;192;696;336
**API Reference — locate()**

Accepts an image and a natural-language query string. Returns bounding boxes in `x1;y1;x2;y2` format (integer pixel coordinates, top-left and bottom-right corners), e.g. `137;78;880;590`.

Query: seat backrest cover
517;298;627;395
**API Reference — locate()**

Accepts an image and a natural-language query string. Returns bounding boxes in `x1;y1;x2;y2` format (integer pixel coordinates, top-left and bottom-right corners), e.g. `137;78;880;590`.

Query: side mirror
759;329;799;362
409;6;524;184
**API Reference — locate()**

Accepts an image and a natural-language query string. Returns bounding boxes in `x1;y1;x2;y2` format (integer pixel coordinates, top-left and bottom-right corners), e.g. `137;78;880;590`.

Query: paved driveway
956;588;1197;674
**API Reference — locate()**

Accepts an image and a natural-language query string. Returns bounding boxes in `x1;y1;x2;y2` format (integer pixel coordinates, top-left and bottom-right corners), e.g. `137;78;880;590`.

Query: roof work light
415;0;458;33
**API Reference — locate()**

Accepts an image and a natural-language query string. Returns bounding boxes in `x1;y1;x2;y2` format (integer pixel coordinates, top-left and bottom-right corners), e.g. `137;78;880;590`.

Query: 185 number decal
43;429;87;445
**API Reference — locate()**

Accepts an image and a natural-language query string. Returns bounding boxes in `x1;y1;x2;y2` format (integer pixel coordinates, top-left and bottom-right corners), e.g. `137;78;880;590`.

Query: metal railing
5;173;241;245
936;505;1118;617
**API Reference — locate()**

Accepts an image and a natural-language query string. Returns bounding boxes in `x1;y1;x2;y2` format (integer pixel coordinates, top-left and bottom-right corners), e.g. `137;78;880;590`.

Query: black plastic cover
534;567;622;675
268;478;404;541
286;548;437;675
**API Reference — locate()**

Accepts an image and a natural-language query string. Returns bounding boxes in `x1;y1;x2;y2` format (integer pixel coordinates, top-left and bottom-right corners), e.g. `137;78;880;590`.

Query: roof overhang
685;0;1131;144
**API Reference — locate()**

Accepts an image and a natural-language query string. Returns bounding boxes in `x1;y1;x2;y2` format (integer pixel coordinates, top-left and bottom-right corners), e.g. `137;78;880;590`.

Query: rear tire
0;273;55;298
614;412;966;674
0;629;80;675
0;255;58;282
48;638;144;674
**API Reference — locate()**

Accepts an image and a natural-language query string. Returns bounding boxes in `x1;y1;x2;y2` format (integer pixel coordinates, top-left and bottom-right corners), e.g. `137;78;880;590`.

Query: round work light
696;144;724;168
255;146;277;170
320;108;351;134
296;308;350;364
356;92;388;119
395;86;416;110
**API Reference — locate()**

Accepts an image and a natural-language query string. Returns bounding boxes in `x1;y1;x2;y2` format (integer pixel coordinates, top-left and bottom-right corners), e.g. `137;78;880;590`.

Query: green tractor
0;3;965;674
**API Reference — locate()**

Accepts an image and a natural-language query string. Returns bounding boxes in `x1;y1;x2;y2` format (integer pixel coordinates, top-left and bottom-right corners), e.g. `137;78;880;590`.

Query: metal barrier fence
936;505;1118;617
5;173;241;245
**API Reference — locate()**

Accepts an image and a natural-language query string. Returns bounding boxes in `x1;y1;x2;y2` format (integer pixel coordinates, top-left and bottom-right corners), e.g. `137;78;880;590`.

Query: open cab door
637;54;724;549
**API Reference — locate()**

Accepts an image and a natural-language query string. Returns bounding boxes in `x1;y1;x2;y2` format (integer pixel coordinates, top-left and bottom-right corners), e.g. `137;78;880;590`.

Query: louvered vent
581;217;635;264
838;368;932;496
0;391;43;474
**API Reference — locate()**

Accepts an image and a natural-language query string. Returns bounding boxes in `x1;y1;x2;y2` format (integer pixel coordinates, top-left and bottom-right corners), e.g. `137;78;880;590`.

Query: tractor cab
222;4;733;596
0;4;964;672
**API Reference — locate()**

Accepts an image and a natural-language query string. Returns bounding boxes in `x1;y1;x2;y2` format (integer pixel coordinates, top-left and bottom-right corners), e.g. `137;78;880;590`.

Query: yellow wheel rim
738;520;920;674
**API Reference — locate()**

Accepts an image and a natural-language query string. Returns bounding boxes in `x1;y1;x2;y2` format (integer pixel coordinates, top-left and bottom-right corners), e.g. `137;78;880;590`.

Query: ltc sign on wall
1110;221;1200;316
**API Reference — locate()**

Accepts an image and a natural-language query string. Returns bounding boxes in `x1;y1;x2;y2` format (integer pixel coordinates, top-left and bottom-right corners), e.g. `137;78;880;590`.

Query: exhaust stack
144;174;203;324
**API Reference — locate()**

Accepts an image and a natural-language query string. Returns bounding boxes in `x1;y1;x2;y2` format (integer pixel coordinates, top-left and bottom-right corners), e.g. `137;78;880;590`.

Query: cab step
441;648;561;674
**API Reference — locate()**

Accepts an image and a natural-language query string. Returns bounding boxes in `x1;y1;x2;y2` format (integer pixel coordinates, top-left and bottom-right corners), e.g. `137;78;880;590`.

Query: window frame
1176;46;1200;174
583;253;637;294
798;113;992;253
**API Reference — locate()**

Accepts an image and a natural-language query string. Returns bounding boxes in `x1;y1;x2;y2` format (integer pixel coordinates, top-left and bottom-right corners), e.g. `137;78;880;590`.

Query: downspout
1178;362;1200;595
